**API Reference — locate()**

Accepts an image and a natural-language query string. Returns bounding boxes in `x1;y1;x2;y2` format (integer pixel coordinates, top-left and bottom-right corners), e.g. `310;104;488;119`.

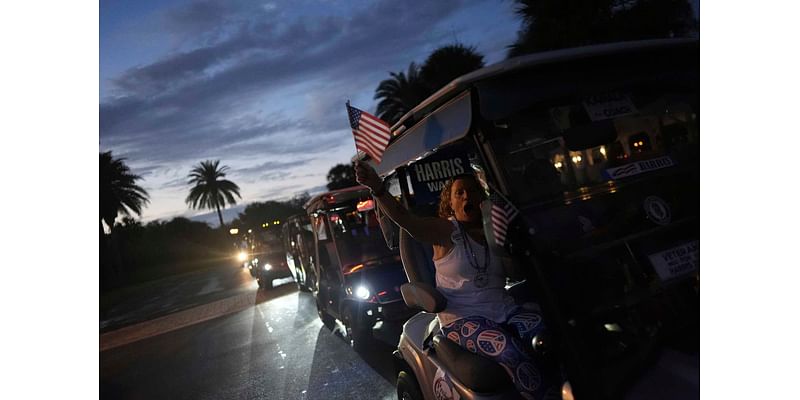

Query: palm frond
185;160;242;225
100;151;150;229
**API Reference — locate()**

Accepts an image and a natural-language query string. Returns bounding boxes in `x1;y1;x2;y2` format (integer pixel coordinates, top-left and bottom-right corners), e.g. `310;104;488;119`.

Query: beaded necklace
456;222;490;288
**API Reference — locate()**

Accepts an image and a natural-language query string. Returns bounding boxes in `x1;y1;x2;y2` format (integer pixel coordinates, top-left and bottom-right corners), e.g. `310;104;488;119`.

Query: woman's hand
354;160;382;192
355;160;454;248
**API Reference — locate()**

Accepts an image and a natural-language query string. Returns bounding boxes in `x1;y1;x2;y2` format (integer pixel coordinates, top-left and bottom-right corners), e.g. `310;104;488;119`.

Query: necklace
457;222;490;288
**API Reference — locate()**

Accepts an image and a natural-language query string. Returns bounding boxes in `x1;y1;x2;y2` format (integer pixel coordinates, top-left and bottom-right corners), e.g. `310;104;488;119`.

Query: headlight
355;286;370;300
263;263;272;271
237;251;247;262
253;258;259;264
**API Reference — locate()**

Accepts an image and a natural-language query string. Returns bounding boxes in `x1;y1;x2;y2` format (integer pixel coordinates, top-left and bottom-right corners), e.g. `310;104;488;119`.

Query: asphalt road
100;280;403;399
101;264;262;332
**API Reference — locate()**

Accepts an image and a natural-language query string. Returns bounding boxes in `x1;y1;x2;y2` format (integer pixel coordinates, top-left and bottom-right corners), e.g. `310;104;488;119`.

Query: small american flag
346;102;391;163
490;192;519;247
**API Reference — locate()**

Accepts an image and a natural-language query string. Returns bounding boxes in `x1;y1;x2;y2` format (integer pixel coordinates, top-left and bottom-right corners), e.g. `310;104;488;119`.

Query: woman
355;161;559;400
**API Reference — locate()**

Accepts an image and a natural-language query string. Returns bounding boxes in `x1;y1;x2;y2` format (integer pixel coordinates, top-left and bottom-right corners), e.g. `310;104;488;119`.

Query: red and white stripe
490;192;518;247
347;104;391;163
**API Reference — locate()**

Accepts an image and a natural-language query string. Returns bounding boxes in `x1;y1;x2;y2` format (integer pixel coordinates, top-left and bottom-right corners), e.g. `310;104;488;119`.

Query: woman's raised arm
354;161;452;246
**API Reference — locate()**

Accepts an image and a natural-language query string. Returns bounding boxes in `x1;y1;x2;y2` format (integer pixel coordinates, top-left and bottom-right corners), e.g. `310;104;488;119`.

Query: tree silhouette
375;62;428;125
375;44;486;125
326;163;357;191
288;192;311;210
100;151;149;233
185;160;241;228
507;0;696;58
230;200;305;232
419;43;485;93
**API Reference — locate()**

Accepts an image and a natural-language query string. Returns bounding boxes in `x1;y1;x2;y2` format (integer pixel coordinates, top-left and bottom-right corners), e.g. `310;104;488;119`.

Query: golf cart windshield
257;232;284;256
329;202;399;271
484;56;699;207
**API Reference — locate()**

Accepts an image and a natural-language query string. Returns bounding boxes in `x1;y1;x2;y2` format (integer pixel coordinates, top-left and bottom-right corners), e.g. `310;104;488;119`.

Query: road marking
100;291;256;352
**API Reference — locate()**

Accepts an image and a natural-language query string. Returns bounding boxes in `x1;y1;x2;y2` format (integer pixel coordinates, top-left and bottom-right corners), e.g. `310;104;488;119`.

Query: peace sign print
477;330;507;356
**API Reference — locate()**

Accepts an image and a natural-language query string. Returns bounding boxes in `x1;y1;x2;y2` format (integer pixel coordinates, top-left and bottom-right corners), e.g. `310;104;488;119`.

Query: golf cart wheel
343;306;373;352
257;276;273;289
316;299;335;330
397;371;424;400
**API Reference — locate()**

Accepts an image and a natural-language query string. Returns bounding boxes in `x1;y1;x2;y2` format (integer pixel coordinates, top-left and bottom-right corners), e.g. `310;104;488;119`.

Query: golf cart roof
304;185;370;213
362;38;699;176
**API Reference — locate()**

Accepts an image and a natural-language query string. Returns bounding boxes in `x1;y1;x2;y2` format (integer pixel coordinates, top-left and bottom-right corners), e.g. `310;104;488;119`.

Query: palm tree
374;45;485;125
100;151;149;287
419;43;485;93
100;151;150;233
185;160;241;228
507;0;695;58
374;62;428;125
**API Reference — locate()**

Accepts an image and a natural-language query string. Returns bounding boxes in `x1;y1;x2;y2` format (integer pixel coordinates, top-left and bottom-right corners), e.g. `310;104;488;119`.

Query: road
101;264;263;332
100;270;403;399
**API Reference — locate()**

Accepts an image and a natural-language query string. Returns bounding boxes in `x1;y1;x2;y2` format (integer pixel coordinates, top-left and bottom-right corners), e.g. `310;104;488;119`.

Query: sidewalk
100;291;256;351
100;264;256;333
100;281;297;352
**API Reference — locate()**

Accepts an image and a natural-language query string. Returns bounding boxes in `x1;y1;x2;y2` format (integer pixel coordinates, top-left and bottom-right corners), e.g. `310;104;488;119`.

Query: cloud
164;0;236;37
253;183;307;201
188;203;248;227
133;164;165;177
101;0;464;146
305;184;331;195
258;170;291;182
158;177;189;190
100;0;521;221
233;158;314;176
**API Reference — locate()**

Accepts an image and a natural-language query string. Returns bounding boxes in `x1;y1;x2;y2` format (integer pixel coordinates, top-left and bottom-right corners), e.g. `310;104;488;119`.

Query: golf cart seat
398;229;514;394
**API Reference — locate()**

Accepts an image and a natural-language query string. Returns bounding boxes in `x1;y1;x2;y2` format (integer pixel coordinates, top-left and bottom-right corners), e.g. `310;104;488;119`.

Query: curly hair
437;174;485;218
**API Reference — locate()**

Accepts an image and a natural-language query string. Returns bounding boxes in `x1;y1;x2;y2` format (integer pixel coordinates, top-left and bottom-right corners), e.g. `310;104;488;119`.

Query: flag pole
346;100;363;165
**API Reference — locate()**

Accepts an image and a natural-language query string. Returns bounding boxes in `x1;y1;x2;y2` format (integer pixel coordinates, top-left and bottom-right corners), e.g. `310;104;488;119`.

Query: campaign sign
603;156;675;180
648;240;699;282
582;92;638;121
408;144;471;206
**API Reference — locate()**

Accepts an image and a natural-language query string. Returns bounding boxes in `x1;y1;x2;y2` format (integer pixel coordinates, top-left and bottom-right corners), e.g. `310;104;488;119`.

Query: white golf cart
363;39;700;400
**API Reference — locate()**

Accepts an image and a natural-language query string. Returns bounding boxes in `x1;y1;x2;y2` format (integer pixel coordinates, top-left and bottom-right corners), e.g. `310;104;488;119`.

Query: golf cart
251;229;293;289
305;186;418;351
282;213;317;292
362;39;699;400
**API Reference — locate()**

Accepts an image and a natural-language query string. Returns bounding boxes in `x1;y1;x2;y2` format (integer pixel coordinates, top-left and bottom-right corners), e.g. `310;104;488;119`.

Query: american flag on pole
346;102;391;163
490;192;519;247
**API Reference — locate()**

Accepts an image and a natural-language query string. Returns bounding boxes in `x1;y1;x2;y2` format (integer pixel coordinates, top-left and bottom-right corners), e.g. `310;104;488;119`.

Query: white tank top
435;220;517;327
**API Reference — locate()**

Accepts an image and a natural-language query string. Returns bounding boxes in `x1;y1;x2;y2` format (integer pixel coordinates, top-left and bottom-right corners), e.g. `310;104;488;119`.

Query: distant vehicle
364;39;700;400
251;229;293;289
234;238;250;269
231;233;259;276
305;186;416;351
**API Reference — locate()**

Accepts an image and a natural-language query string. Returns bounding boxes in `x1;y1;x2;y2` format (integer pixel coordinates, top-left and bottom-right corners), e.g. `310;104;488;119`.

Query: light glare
355;286;370;300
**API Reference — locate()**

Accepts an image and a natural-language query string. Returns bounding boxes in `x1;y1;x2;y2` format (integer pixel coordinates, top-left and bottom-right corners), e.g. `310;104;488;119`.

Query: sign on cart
648;240;699;282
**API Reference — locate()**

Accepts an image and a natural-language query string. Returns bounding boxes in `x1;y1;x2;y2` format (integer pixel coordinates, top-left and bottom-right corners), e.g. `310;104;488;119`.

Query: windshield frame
323;204;399;272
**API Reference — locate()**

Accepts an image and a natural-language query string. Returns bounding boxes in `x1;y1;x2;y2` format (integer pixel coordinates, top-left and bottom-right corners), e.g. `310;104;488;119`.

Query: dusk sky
100;0;524;224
